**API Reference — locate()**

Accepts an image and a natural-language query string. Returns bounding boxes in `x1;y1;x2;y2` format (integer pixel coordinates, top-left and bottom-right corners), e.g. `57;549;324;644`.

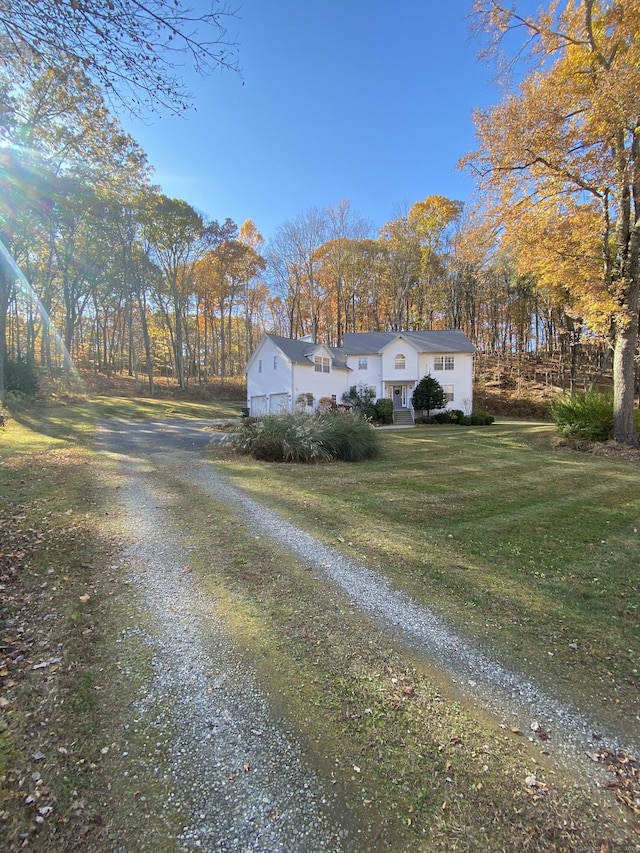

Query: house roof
264;334;350;370
342;330;474;355
248;330;473;373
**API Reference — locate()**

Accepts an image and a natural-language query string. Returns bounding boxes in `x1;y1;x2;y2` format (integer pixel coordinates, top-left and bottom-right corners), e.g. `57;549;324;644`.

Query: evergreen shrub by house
417;409;494;426
411;373;445;417
233;410;380;463
374;398;393;424
550;391;615;441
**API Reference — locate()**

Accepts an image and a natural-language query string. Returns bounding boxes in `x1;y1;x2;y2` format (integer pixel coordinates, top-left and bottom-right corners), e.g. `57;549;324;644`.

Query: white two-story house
245;330;475;422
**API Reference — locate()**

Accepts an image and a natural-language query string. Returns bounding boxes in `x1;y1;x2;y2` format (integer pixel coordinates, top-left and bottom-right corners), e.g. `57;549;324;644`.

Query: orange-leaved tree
464;0;640;446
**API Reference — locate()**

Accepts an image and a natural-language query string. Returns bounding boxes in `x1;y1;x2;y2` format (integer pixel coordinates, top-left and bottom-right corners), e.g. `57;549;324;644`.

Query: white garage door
250;395;268;416
269;393;289;413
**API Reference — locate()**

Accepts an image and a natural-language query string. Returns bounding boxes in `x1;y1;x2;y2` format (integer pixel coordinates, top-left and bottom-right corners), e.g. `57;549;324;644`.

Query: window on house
258;359;262;374
358;357;368;370
395;353;406;370
314;356;330;373
273;356;278;370
445;356;455;370
444;384;454;403
434;356;443;370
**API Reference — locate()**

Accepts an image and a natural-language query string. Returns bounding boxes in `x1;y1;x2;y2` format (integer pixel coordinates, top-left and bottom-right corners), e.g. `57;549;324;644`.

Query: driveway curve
97;418;638;850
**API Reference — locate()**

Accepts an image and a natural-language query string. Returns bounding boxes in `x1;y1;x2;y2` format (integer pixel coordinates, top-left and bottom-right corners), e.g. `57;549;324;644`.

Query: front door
392;386;405;409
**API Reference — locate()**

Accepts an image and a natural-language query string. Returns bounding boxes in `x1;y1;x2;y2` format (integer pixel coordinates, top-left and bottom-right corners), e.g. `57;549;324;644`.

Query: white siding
418;351;473;413
292;364;350;406
380;339;420;379
246;337;293;405
347;354;383;398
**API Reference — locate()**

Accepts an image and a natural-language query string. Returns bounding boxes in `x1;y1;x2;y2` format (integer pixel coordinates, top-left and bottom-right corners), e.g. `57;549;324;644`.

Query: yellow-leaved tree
464;0;640;446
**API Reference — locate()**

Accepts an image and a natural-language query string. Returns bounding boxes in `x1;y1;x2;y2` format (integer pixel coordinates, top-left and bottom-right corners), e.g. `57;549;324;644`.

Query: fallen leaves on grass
586;748;639;816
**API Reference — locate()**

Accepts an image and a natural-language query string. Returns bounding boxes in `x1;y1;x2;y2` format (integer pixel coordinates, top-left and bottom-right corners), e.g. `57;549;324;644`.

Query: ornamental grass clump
550;391;614;442
232;411;380;463
316;409;380;462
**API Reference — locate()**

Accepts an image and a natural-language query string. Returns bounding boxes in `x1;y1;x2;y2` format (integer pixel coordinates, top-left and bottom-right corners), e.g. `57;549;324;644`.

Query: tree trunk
137;294;155;396
612;305;639;446
0;252;12;406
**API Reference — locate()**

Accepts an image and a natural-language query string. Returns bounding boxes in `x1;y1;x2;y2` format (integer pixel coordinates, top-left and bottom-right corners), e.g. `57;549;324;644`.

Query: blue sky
119;1;502;243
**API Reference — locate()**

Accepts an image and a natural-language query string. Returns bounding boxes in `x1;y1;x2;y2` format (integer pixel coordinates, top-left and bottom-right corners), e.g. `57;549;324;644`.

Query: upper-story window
358;357;368;370
394;353;406;370
435;355;454;370
314;356;330;373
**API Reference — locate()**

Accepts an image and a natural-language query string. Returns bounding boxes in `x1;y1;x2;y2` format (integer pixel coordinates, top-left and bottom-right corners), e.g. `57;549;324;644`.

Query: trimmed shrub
415;409;494;426
232;410;380;463
469;410;495;425
550;391;614;441
374;397;393;424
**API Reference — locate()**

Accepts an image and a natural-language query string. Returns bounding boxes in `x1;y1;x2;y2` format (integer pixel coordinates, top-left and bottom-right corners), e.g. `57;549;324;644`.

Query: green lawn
215;420;640;738
2;406;638;851
6;394;240;446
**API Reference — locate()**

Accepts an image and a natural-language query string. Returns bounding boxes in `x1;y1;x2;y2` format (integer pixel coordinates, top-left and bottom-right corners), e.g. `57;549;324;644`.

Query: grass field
1;402;639;851
215;420;640;740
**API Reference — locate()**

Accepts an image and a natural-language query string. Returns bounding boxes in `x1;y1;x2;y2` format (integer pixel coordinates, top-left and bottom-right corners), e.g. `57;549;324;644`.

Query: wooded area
0;1;638;443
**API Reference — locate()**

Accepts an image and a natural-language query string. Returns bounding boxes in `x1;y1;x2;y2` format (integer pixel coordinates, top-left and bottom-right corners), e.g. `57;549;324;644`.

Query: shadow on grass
5;396;243;447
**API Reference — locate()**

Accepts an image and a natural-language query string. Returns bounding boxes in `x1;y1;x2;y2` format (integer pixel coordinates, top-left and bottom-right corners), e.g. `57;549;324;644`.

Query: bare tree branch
0;0;240;116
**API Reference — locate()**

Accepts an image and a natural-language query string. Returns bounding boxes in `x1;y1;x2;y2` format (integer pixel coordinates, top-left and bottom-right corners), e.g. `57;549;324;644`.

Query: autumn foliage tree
465;0;640;446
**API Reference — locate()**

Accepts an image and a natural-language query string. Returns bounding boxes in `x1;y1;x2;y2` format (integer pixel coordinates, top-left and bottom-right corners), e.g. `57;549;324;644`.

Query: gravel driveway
98;418;638;851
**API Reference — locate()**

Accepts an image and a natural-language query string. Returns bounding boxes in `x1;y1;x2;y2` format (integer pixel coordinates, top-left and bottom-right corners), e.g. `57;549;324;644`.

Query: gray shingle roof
265;334;350;370
262;331;473;370
341;330;474;354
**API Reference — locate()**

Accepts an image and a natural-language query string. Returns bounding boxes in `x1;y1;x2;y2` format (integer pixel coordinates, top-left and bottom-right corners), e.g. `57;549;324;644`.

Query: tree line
0;1;638;444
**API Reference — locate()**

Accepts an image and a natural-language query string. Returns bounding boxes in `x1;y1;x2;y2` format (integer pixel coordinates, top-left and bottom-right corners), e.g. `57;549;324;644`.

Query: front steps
392;407;414;426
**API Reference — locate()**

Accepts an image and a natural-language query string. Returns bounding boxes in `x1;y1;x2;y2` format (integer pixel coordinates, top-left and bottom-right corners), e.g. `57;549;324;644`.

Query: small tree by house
412;374;445;417
341;383;376;417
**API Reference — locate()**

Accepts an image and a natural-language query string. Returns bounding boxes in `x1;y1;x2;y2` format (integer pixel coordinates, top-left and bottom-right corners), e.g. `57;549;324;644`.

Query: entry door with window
392;386;406;409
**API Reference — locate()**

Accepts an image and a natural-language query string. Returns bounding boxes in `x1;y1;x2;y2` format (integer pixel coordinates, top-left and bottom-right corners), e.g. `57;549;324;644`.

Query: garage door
250;395;268;416
269;393;289;413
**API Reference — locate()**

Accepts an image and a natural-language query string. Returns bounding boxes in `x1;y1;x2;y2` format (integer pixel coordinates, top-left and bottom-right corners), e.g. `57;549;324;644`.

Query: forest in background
1;1;638;442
